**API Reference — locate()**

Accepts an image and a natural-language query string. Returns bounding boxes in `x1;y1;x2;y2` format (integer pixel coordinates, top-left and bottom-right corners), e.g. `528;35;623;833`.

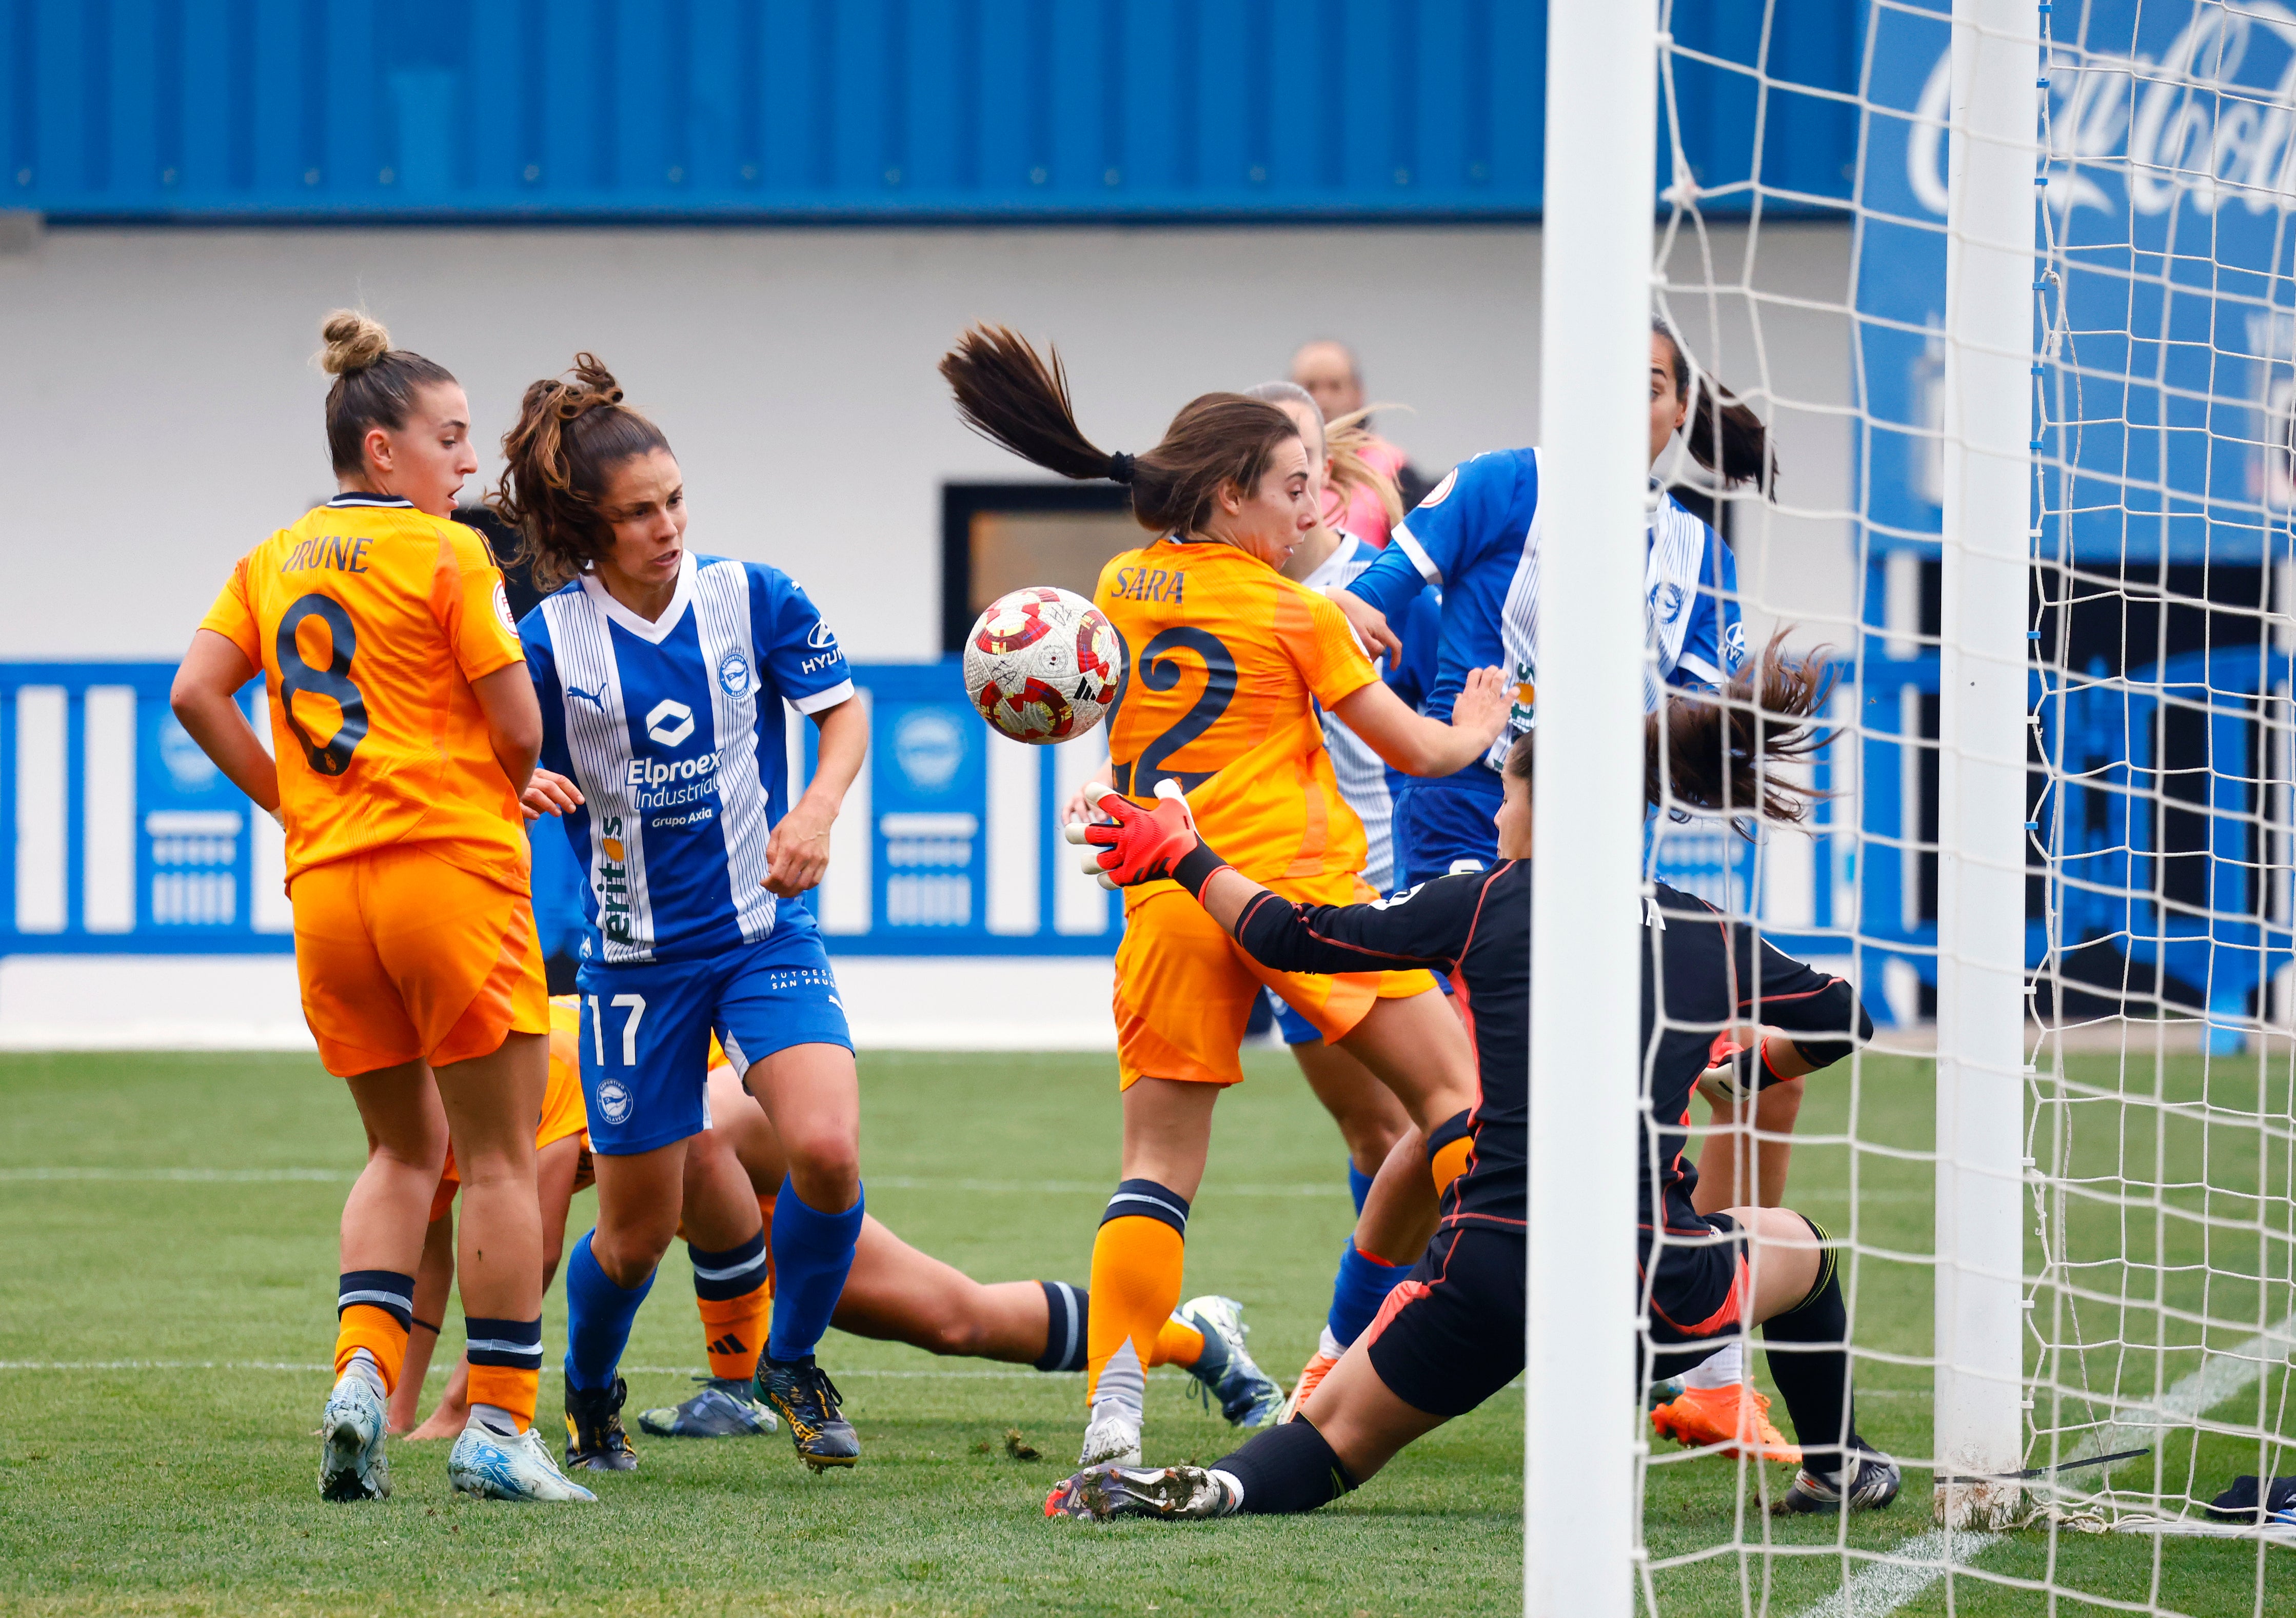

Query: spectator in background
1289;339;1434;546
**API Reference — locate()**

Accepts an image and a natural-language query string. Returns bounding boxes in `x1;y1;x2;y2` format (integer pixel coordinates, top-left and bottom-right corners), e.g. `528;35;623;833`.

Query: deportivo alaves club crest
718;650;751;697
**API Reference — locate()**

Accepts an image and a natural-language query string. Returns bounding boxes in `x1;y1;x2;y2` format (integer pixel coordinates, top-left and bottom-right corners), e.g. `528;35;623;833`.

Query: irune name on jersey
625;747;724;811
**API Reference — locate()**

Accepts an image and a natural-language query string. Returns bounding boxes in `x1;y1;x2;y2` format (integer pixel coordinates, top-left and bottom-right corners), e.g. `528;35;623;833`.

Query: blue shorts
575;920;853;1157
1392;766;1503;888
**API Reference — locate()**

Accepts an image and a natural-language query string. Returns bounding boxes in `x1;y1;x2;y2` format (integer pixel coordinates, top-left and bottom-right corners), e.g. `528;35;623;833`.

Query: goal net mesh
1637;0;2296;1608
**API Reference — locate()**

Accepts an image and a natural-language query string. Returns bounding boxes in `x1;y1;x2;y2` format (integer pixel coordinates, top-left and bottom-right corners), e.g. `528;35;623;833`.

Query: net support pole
1933;0;2037;1531
1526;0;1656;1611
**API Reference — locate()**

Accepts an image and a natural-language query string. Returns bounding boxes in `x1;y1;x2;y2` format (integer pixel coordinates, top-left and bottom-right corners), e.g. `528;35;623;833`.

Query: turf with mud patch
0;1046;2287;1615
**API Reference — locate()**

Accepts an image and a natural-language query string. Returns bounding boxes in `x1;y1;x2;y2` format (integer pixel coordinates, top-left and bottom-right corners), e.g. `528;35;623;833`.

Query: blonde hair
1322;405;1406;530
315;309;456;476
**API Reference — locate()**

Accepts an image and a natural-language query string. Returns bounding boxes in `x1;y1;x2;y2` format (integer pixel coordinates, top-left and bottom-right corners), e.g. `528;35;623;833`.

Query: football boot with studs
562;1375;639;1472
637;1376;779;1438
755;1355;860;1471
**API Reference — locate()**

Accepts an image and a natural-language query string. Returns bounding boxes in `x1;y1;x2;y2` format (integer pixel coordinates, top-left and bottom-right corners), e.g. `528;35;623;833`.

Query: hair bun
319;310;391;377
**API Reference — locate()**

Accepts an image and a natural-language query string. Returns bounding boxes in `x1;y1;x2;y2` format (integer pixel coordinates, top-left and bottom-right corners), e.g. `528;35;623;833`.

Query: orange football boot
1277;1327;1344;1423
1649;1383;1802;1465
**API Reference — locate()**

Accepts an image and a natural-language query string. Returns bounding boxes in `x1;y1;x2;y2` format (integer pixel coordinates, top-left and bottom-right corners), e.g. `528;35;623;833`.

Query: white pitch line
0;1167;353;1182
1790;1312;2296;1618
1795;1530;2004;1618
0;1168;1345;1197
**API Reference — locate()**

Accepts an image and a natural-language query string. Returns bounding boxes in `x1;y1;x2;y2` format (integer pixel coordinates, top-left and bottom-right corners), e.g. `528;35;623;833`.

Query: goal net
1625;0;2296;1609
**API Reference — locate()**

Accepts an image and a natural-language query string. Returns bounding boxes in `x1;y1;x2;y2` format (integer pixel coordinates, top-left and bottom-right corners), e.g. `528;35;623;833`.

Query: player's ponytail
316;309;457;478
490;353;674;590
1653;317;1776;494
1501;632;1832;831
940;324;1303;539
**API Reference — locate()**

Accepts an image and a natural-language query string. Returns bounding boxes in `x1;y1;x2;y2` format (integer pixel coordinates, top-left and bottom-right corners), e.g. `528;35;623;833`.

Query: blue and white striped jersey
521;551;856;965
1347;447;1743;768
1297;532;1395;892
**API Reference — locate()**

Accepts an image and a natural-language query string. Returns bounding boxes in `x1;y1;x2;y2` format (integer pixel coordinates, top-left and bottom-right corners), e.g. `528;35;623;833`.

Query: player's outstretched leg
1168;1296;1284;1428
1046;1416;1358;1522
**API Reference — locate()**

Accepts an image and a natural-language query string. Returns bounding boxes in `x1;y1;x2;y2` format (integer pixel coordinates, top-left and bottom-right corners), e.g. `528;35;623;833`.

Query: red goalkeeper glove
1062;778;1230;893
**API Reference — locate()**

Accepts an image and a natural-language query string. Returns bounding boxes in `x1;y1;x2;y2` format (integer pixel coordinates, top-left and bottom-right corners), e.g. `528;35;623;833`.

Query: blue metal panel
0;0;1859;221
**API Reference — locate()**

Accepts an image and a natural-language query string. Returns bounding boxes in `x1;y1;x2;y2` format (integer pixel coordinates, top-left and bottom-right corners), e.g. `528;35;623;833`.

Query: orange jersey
1096;538;1378;893
199;496;529;892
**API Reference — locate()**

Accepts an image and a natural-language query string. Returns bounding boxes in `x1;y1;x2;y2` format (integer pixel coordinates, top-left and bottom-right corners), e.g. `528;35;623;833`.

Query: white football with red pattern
962;586;1122;744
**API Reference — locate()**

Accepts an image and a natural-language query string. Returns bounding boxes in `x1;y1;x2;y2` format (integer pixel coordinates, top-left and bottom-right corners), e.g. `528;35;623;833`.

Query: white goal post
1933;0;2040;1532
1526;2;1660;1614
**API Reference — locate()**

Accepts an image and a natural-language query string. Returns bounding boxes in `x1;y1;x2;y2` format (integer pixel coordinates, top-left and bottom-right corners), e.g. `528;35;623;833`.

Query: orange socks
334;1271;413;1394
464;1317;543;1430
1152;1317;1204;1368
1086;1180;1191;1413
689;1229;771;1384
697;1290;770;1382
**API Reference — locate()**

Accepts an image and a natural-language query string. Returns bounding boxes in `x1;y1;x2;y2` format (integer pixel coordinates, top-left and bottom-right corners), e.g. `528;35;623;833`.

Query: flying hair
490;354;674;591
939;324;1302;538
315;309;457;478
1652;316;1777;493
1503;631;1833;834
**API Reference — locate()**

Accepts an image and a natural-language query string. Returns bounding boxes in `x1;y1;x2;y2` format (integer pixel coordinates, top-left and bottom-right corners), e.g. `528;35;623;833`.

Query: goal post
1525;1;1660;1614
1933;0;2041;1531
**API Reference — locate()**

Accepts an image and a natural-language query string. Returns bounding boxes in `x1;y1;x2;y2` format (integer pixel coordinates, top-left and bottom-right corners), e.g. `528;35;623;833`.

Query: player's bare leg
323;1060;448;1501
403;1136;585;1442
1287;1037;1410;1179
1330;988;1477;1134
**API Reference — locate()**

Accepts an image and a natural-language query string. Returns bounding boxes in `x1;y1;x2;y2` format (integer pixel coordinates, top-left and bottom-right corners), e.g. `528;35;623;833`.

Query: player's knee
591;1217;675;1287
781;1131;861;1210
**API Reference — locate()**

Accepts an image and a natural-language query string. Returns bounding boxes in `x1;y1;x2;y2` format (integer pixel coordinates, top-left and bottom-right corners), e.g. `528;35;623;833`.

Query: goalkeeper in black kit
1045;639;1897;1523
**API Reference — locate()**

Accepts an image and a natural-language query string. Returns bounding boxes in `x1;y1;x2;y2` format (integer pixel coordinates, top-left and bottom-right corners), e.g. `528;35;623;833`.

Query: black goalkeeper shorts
1643;1209;1748;1348
1362;1222;1524;1419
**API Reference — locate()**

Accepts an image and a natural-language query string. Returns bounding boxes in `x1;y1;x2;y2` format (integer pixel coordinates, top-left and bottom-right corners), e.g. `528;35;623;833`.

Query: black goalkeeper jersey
1229;859;1869;1233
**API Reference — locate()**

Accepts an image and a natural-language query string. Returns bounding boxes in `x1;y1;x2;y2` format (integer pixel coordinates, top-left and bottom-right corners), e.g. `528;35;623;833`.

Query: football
962;586;1122;744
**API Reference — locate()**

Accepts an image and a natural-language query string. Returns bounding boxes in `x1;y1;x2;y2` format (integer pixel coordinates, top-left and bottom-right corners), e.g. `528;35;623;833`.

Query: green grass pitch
0;1044;2288;1615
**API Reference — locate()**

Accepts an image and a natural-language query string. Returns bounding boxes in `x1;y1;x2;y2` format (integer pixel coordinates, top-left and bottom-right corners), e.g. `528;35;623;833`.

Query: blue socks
1326;1236;1403;1348
563;1229;655;1391
1347;1160;1375;1215
766;1174;865;1364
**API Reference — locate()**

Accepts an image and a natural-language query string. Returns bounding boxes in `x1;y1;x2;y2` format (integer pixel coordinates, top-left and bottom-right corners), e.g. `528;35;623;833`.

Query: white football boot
318;1371;390;1502
1079;1399;1144;1469
448;1423;600;1503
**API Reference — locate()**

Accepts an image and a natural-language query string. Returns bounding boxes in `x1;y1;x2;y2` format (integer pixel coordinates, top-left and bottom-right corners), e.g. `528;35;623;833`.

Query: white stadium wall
0;220;1854;663
0;219;1856;1048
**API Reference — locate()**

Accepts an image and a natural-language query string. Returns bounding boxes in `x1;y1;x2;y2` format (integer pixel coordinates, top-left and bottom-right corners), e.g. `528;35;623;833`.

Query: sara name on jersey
522;551;854;965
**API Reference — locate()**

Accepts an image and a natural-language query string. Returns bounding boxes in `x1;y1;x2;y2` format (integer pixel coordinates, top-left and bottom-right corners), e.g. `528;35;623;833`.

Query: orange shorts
291;843;550;1078
1113;873;1438;1089
432;1011;590;1218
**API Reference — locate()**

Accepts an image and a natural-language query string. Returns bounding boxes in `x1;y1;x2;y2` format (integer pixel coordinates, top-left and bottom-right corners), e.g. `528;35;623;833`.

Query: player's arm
1700;933;1872;1103
1331;665;1510;777
765;695;865;898
1070;782;1476;973
169;629;282;819
469;663;543;795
